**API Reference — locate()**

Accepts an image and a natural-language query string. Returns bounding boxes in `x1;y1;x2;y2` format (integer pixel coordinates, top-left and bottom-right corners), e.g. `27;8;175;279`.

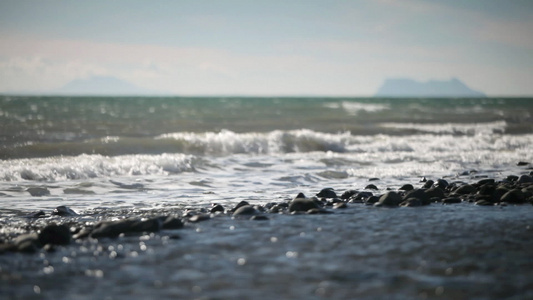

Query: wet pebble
289;193;320;212
442;197;462;204
316;188;336;199
454;184;477;195
365;184;378;190
375;192;402;207
399;184;414;191
162;216;184;229
233;205;259;216
210;204;225;213
188;214;211;223
52;206;79;217
38;224;71;246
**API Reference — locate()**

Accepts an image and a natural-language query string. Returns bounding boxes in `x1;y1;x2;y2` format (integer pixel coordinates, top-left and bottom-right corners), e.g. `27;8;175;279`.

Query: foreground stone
289;193;320;212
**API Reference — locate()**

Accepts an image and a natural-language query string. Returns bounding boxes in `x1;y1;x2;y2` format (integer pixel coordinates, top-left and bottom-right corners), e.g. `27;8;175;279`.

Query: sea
1;96;532;299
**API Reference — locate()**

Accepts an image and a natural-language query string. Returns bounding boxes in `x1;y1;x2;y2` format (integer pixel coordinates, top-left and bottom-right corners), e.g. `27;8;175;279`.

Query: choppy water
1;96;533;299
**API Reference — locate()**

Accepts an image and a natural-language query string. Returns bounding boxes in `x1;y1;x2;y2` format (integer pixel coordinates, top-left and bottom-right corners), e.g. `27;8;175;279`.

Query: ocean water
1;96;533;299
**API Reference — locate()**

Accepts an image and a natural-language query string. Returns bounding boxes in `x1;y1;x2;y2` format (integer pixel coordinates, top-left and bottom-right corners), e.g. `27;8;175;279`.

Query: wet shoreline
2;174;533;299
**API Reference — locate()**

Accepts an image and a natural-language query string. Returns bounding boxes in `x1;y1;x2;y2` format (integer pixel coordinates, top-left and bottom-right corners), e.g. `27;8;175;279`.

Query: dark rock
403;189;430;204
349;191;373;203
517;161;530;166
500;189;525;204
341;190;357;199
506;175;519;182
475;200;494;206
289;194;320;212
422;180;434;189
400;198;422;207
365;196;380;205
269;204;286;213
331;197;344;204
316;188;337;199
250;215;269;221
454;184;477;195
91;220;134;238
493;187;510;202
435;179;449;189
477;178;495;186
365;184;378;190
518;175;533;184
420;177;427;182
478;183;496;196
26;187;50;197
232;201;250;211
375;192;402;207
210;204;225;213
128;217;163;233
39;224;71;245
233;205;258;216
51;206;78;217
162;216;184;229
26;210;46;218
399;184;414;191
442;197;462;204
368;178;380;181
187;214;211;223
424;187;445;201
333;202;347;209
276;202;289;208
91;218;162;238
264;202;277;209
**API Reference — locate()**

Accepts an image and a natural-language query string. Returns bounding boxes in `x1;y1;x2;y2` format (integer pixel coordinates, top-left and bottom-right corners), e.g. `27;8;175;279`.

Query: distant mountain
375;78;486;97
53;76;159;96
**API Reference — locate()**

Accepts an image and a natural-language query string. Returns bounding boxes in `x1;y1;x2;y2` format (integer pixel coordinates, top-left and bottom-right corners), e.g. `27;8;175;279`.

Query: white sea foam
1;132;531;185
0;153;199;181
340;101;390;115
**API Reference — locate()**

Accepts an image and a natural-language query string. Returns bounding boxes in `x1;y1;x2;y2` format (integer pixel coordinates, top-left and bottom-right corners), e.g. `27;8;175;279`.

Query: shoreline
2;173;532;255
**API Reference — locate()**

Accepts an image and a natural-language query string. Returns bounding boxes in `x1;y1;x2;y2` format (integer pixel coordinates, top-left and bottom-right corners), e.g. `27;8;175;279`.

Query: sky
0;0;532;96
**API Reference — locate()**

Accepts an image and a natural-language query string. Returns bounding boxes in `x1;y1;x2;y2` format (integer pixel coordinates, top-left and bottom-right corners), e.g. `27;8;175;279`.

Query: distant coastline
375;78;486;98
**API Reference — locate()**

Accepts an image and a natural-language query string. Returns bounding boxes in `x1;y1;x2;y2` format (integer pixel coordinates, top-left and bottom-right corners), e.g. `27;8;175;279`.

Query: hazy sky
0;0;532;96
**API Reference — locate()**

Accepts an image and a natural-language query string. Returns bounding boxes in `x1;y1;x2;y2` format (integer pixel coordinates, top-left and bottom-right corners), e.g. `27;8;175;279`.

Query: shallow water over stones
1;201;533;300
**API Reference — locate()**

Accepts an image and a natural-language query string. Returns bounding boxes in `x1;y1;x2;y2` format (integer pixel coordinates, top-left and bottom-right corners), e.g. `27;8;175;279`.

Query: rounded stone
365;184;378;190
442;197;462;204
210;204;225;213
289;194;320;212
375;192;402;207
341;190;357;199
316;188;337;199
233;205;258;216
400;198;422;207
51;206;78;217
454;184;477;195
424;187;445;200
162;216;184;229
38;224;71;246
399;184;414;191
500;189;525;204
